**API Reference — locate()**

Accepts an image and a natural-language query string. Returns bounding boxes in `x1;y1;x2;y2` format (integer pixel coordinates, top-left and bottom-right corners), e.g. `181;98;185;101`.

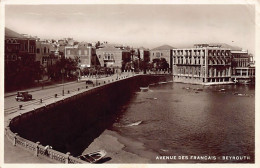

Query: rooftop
5;27;36;40
5;27;25;38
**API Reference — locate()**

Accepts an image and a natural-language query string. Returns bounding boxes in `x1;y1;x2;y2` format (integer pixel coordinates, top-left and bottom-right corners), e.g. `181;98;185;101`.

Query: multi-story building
5;27;37;90
5;28;36;65
231;50;255;84
139;47;150;62
65;42;94;68
36;40;58;72
172;44;232;84
5;28;23;65
96;44;131;72
150;45;175;71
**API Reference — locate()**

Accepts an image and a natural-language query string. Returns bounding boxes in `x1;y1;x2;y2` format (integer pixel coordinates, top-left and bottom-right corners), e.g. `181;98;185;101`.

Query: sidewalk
4;137;53;163
4;80;84;98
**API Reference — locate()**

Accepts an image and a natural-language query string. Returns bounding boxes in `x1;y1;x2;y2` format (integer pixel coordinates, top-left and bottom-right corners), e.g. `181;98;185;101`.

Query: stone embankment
5;71;171;163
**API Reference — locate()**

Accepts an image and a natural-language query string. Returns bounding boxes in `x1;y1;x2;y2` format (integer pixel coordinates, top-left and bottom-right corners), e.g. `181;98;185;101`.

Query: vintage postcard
1;0;259;168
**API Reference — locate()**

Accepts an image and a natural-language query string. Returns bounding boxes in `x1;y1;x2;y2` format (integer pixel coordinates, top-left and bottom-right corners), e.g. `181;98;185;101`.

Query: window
37;48;40;53
67;49;70;55
78;50;82;55
84;50;88;55
99;55;101;58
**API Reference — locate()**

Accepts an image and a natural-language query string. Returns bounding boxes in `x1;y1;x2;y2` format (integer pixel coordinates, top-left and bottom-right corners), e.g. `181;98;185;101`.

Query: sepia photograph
1;0;259;167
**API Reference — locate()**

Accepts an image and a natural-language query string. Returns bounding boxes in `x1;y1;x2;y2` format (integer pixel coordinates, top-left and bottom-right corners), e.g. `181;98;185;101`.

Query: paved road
4;81;87;116
4;73;134;116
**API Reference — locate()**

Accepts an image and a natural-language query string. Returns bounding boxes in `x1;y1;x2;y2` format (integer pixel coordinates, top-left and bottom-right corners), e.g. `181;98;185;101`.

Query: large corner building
172;44;233;84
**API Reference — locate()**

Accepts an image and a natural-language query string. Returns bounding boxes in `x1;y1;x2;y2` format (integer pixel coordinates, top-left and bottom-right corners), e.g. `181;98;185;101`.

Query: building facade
5;28;37;65
5;27;38;90
172;44;232;84
150;45;175;71
65;42;94;68
231;50;255;84
139;47;150;62
36;41;59;73
96;44;131;71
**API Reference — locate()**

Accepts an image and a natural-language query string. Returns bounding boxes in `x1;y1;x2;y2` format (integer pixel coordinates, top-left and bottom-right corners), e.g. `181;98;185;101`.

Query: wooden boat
219;88;226;92
140;86;149;92
78;150;107;163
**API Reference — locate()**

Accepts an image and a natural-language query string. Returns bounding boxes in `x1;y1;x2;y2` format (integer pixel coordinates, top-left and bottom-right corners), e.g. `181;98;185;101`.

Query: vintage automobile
15;91;32;101
86;80;94;85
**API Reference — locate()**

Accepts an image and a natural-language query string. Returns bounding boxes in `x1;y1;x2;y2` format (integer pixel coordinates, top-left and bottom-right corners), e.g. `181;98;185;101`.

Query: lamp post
61;68;65;96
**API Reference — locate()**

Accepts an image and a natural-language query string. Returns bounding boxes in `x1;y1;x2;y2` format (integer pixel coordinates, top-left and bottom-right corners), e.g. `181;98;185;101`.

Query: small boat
126;120;142;127
194;88;203;91
78;150;107;163
219;88;226;92
236;93;249;97
158;81;167;84
240;80;251;85
140;86;149;92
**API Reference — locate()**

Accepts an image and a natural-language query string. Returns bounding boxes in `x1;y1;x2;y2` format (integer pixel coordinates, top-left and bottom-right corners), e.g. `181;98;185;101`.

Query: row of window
208;68;230;77
175;67;202;76
173;50;230;56
173;57;203;65
37;47;50;54
233;69;255;76
152;52;163;57
98;53;115;60
66;49;88;55
5;39;18;44
5;43;36;53
5;54;17;61
234;60;249;67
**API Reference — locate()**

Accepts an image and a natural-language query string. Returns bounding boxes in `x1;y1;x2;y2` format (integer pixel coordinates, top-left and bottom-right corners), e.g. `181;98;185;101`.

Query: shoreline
82;129;166;163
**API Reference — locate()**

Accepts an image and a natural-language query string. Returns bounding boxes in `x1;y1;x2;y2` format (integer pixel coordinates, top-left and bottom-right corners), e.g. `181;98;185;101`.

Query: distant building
231;50;255;84
139;47;150;62
150;45;175;71
36;40;58;72
65;42;94;68
5;27;38;90
172;44;232;84
96;44;131;72
5;27;36;65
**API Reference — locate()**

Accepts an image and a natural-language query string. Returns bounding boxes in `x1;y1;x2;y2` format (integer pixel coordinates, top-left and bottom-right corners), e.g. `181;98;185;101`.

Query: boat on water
219;88;226;92
194;88;203;91
239;80;251;85
158;81;167;84
140;86;149;92
78;150;107;163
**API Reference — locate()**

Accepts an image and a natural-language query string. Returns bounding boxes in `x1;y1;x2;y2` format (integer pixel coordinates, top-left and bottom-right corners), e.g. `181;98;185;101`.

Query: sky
5;4;255;54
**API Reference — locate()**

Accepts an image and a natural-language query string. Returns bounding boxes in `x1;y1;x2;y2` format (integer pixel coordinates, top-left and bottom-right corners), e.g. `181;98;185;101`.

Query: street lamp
61;68;65;96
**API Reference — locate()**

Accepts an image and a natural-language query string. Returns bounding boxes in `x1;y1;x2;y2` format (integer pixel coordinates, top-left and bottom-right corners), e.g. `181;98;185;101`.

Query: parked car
86;80;94;85
15;91;32;101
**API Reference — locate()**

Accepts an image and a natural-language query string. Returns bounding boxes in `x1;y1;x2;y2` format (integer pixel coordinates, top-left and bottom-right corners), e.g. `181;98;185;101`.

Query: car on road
15;91;32;101
86;80;94;85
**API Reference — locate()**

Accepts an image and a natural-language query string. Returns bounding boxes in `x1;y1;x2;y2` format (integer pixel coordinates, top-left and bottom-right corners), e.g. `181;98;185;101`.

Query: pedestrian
44;145;52;155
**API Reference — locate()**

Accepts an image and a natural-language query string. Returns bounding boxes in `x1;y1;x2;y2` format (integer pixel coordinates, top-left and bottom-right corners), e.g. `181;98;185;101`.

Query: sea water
110;82;255;163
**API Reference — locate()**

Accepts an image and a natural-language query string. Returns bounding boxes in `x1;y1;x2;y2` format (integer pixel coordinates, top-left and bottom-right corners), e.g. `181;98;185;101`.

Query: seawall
6;74;172;163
